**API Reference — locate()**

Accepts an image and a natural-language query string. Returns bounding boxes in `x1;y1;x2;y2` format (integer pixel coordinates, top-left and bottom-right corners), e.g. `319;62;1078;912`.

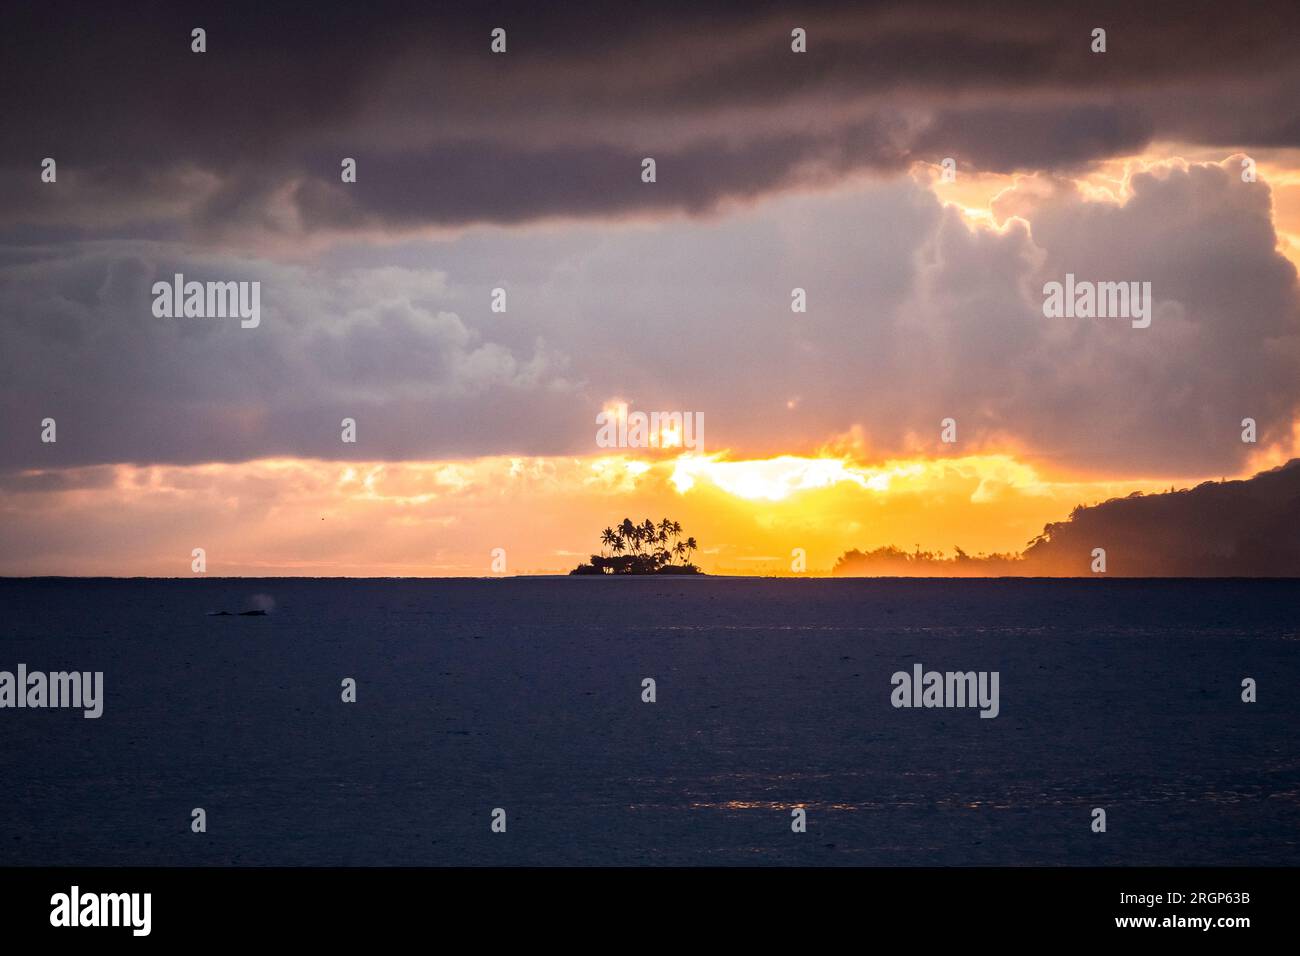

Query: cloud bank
3;158;1296;475
3;1;1300;241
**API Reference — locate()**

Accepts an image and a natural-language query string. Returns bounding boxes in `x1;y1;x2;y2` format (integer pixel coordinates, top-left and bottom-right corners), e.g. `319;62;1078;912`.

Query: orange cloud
0;452;1212;577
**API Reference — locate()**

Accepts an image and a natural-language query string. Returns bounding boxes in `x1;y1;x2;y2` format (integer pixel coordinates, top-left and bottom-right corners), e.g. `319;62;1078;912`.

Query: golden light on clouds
1;451;1211;577
9;142;1299;573
920;147;1300;271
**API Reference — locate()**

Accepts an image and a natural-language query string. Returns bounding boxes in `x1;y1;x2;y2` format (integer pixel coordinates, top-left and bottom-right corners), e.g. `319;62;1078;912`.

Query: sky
2;0;1299;575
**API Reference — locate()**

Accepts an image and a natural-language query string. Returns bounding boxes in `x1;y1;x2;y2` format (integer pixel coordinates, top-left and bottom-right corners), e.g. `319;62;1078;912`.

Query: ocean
1;577;1297;866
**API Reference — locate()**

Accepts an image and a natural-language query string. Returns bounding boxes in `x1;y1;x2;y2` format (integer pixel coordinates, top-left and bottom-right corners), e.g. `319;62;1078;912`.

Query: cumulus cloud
1;158;1296;477
0;246;577;467
983;160;1300;473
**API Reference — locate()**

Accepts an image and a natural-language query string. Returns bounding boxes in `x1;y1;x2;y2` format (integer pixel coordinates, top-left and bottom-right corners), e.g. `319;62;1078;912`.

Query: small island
570;517;703;575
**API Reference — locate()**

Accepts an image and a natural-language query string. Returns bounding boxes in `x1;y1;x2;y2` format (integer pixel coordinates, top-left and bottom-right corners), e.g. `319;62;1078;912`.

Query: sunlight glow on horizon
670;454;927;501
0;448;1249;577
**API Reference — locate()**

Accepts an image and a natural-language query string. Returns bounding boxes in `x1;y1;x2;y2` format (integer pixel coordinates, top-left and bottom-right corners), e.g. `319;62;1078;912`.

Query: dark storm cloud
913;105;1155;173
290;121;911;230
2;3;1298;479
3;0;1299;237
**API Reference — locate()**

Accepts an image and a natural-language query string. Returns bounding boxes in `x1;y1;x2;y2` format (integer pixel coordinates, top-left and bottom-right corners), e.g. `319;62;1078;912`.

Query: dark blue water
1;578;1297;866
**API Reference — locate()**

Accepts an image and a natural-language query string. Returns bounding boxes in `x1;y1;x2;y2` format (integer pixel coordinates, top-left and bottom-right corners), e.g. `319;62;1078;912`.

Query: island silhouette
833;458;1300;577
570;517;703;575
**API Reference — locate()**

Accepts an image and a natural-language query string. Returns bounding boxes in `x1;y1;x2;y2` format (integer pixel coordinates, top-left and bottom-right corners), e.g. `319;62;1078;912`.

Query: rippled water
1;577;1297;865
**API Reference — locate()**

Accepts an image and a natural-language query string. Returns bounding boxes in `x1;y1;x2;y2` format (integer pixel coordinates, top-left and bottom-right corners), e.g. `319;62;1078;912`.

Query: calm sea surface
1;577;1297;866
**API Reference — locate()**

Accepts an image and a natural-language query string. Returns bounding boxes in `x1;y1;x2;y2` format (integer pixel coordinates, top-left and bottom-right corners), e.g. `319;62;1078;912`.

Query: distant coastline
833;459;1300;577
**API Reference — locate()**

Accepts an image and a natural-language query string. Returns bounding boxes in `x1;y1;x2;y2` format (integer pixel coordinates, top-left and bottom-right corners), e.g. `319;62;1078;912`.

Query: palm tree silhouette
576;518;700;574
620;518;639;554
